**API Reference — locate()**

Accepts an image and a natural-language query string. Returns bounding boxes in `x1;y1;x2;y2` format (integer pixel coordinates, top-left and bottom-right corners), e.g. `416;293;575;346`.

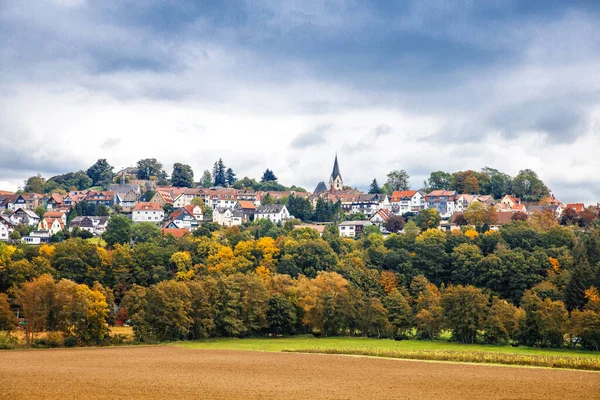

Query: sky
1;0;600;203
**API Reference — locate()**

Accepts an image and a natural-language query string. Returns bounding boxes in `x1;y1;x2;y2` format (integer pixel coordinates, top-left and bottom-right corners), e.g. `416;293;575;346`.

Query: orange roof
134;202;163;211
391;190;417;202
43;211;65;218
184;205;202;214
0;190;15;196
566;203;585;213
238;200;256;209
161;228;189;238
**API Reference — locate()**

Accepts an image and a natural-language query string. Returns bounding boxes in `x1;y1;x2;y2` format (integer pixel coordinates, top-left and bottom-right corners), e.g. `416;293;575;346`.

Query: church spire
331;153;342;181
329;153;343;192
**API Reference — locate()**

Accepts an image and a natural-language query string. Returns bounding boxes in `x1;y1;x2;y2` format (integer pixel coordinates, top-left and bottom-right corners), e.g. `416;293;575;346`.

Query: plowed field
1;346;598;399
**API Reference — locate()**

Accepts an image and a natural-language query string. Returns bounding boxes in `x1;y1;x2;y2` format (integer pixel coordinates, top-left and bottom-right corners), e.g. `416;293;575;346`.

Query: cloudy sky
1;0;599;203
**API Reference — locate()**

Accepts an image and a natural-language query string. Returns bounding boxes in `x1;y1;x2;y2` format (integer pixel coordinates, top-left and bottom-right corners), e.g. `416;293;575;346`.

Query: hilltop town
0;155;598;244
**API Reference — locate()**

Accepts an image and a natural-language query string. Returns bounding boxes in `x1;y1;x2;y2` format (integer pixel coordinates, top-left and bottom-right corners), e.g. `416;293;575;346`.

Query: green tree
171;163;194;187
103;215;132;247
386;170;410;191
86;159;114;187
441;285;488;343
144;280;193;341
225;168;237;187
423;171;451;191
23;174;46;193
136;158;166;180
131;222;161;243
512;169;550;202
368;179;381;194
261;169;278;182
384;289;413;338
483;297;520;344
212;159;227;186
415;208;441;230
482;167;512;198
266;294;297;335
200;169;213;188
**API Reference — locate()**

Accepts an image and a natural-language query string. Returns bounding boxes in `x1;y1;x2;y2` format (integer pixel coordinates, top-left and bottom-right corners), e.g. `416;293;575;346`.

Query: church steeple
329;154;343;192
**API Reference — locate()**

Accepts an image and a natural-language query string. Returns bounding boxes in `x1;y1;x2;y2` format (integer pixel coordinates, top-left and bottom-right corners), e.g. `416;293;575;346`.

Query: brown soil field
0;346;598;399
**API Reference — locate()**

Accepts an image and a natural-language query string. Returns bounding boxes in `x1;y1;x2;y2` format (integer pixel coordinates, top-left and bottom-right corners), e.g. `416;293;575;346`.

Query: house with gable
9;208;40;227
213;207;242;227
350;193;389;215
132;202;164;224
164;205;203;230
43;211;67;225
338;220;372;238
46;194;65;210
390;190;425;215
425;190;458;219
69;216;110;235
370;208;393;226
254;204;291;224
85;191;115;207
38;217;65;235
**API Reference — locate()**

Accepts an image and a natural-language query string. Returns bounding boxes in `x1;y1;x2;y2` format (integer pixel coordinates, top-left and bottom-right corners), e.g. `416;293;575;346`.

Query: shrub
63;335;78;347
0;331;19;349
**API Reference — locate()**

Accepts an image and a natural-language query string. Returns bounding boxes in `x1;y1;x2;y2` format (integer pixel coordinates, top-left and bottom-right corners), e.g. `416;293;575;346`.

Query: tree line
1;214;600;349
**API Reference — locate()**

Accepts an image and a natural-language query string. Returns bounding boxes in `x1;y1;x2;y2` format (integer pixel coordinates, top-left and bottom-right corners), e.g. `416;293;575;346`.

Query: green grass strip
283;347;600;371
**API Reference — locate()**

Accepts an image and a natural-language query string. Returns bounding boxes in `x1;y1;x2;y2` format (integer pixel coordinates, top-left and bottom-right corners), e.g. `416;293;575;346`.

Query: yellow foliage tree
38;244;56;259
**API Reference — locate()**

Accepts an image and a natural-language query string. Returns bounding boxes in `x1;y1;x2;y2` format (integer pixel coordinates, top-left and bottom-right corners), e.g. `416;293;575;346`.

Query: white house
172;189;202;208
43;211;67;226
69;216;110;235
369;208;393;226
132;202;164;224
22;230;51;244
254;204;290;224
338;220;372;238
9;208;40;227
38;218;65;235
0;220;10;241
213;207;243;227
390;190;426;215
350;194;389;215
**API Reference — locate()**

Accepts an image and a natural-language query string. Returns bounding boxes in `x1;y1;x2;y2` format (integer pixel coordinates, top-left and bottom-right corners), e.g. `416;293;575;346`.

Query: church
313;155;357;194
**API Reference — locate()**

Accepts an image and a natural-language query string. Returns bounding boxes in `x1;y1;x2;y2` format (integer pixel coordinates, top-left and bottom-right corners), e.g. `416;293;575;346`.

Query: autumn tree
383;289;413;338
11;274;56;345
415;208;441;231
483;297;521;344
441;285;488;343
0;293;17;331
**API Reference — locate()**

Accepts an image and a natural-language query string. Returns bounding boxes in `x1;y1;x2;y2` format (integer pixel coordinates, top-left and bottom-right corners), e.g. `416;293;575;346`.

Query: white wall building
338;220;372;238
254;204;290;224
390;190;426;215
132;202;164;224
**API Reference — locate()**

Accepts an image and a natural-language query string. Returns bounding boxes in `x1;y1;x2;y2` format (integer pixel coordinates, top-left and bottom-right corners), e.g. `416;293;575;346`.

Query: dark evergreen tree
261;169;278;182
212;159;227;186
225;168;237;187
368;179;381;194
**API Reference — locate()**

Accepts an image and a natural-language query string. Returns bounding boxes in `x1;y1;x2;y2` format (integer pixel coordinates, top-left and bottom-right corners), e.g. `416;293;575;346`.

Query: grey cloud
0;128;83;179
290;124;331;149
101;137;121;149
374;124;392;137
486;100;589;143
343;124;394;153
